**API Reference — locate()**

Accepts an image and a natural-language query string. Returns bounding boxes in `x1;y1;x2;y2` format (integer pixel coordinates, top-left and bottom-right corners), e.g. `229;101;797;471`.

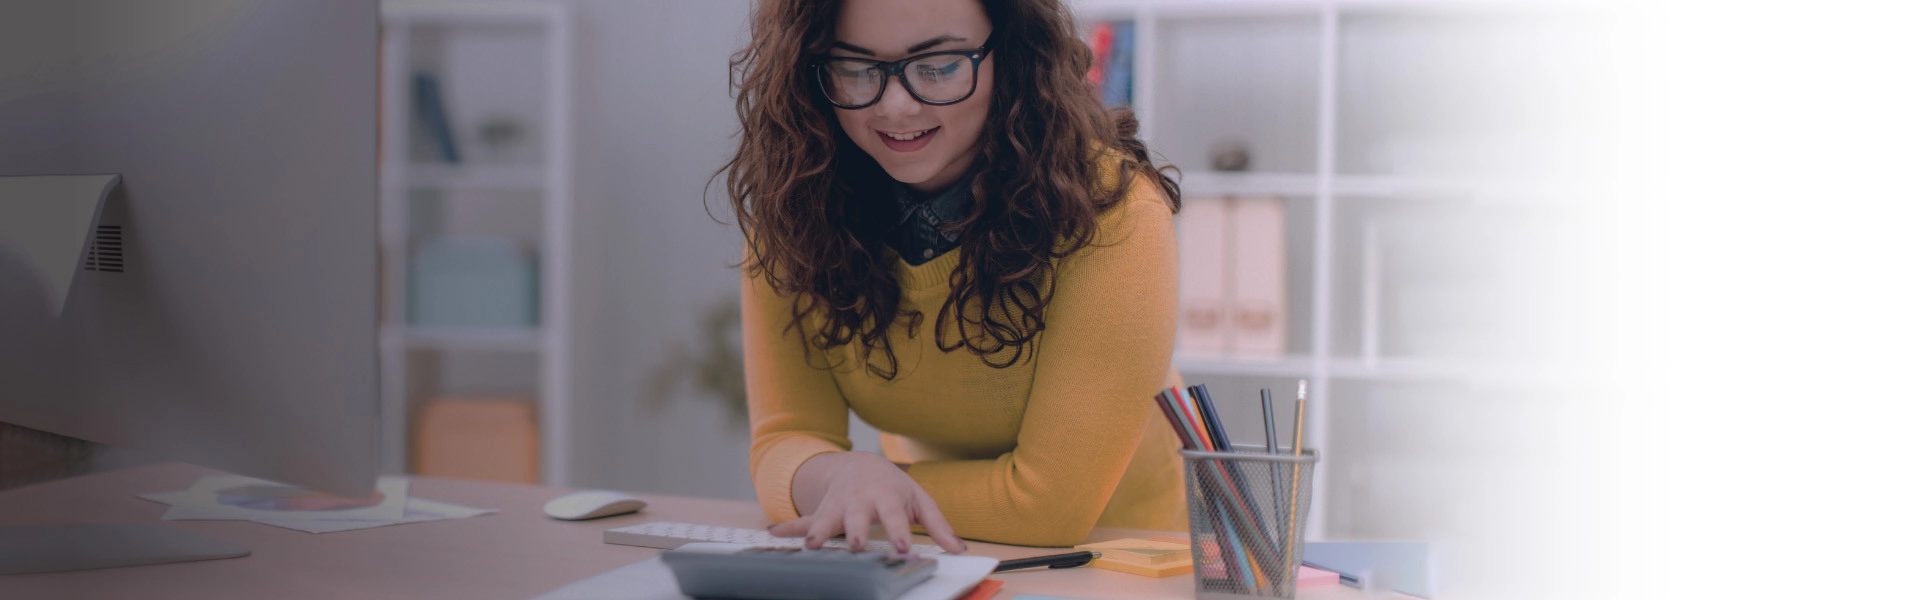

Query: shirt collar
887;159;981;232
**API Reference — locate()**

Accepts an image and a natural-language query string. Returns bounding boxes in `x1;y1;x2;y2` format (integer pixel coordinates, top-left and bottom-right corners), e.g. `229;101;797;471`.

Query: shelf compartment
1174;194;1315;357
1334;7;1605;181
1326;195;1601;364
1175;352;1595;387
382;325;544;353
1148;13;1321;175
1179;171;1317;197
1073;0;1323;20
390;163;547;190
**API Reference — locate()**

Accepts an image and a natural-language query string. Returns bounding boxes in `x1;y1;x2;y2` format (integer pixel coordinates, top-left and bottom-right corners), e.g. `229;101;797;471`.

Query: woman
723;0;1185;551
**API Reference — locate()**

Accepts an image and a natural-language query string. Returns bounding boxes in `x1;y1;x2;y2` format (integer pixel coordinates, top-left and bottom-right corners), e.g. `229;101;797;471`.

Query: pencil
1174;387;1215;451
1291;381;1306;454
1261;388;1282;590
1158;388;1285;589
1197;384;1274;542
1260;388;1279;454
1284;380;1307;588
1192;384;1232;451
1153;390;1198;451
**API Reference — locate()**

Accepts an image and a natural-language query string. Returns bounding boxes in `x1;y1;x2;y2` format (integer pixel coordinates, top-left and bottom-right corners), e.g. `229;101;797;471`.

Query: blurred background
13;0;1920;597
366;0;1615;569
0;0;1617;592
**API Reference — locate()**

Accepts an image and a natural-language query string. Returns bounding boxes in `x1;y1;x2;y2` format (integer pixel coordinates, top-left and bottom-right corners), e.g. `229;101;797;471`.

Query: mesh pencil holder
1182;445;1318;600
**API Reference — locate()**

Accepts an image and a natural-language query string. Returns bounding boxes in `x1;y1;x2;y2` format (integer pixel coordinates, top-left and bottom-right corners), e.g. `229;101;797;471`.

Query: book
1087;22;1113;88
412;72;461;163
1101;21;1133;107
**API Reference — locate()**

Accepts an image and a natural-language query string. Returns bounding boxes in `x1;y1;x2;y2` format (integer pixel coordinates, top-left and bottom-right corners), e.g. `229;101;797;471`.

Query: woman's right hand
770;451;968;554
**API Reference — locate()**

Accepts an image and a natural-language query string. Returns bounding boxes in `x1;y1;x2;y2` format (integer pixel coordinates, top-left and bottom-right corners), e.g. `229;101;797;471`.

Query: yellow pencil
1285;380;1307;591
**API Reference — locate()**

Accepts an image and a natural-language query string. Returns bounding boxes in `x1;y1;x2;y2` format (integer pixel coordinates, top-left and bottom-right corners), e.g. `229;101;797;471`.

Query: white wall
0;0;77;173
566;0;759;501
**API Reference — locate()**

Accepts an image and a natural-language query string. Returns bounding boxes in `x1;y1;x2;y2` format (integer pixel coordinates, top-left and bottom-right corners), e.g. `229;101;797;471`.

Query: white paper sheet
240;498;497;533
137;475;495;534
532;542;1000;600
139;475;410;521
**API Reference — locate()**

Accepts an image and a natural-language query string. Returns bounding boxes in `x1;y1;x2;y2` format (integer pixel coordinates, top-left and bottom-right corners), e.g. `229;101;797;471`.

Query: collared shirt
881;162;980;266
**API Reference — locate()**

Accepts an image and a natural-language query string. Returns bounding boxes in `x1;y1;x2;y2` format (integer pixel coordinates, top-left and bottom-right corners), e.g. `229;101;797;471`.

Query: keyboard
603;521;947;555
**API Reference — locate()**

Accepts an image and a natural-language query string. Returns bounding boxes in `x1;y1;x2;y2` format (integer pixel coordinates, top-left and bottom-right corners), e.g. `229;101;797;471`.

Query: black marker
991;550;1101;573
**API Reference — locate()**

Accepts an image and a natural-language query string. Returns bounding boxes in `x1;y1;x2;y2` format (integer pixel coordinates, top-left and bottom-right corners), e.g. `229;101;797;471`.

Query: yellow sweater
743;158;1187;547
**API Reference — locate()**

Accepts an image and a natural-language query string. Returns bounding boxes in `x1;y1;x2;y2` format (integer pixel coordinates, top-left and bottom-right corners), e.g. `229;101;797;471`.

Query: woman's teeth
883;129;931;141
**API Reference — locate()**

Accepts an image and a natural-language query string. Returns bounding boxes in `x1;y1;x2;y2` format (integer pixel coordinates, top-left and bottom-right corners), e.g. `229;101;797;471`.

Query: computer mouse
543;490;648;521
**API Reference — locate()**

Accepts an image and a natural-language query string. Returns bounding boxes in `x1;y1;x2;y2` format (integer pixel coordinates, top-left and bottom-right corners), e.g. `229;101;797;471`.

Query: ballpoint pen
991;550;1102;573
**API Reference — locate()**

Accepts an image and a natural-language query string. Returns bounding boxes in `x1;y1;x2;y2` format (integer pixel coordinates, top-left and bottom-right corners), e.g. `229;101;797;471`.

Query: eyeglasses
812;41;993;109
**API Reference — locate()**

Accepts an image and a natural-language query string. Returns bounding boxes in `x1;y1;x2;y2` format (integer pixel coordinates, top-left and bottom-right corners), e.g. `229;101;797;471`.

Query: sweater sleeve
743;259;853;523
904;183;1180;547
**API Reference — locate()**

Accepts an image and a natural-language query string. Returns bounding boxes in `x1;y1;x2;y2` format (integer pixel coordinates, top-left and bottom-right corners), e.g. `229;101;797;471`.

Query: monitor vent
85;225;124;273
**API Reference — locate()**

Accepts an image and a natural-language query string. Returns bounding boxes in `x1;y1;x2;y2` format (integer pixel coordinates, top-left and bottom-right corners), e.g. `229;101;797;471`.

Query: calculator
661;546;938;600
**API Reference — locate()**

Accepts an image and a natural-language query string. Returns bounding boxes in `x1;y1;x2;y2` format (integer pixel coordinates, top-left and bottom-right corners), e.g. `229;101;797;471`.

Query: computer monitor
0;0;380;499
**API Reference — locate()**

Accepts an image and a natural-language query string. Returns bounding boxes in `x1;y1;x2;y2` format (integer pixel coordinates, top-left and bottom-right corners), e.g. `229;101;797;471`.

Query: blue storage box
408;236;537;328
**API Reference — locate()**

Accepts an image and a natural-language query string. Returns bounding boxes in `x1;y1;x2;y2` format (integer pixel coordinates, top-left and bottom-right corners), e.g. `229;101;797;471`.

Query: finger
913;492;968;554
842;499;874;551
805;508;844;550
768;516;812;539
876;502;913;554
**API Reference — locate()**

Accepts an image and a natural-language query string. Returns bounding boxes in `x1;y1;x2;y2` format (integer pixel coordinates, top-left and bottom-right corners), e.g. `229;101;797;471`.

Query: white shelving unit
377;0;574;487
1071;0;1595;540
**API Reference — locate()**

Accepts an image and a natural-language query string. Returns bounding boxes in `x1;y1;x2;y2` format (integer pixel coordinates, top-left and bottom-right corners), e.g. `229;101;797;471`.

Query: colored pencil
1173;387;1214;451
1148;386;1287;589
1191;384;1233;451
1153;390;1198;451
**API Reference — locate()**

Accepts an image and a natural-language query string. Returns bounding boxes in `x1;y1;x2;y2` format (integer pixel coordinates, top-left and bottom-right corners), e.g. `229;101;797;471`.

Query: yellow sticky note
1077;538;1192;565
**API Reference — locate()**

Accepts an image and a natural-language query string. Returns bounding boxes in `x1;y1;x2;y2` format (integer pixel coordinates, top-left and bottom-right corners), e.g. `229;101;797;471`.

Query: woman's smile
878;126;940;152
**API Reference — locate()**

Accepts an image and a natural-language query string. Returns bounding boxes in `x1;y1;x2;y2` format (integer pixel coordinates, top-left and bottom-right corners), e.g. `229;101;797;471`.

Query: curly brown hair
722;0;1180;379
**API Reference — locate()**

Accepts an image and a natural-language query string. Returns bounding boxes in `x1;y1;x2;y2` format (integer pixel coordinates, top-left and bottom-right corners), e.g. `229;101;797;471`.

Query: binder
1177;196;1229;354
1177;196;1289;356
1229;197;1286;355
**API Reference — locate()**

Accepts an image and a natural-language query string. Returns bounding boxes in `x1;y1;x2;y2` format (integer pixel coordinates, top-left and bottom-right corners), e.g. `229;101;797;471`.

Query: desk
0;463;1365;599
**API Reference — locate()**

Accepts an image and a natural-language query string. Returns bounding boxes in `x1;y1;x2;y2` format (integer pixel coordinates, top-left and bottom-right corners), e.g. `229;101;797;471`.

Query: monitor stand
0;174;119;315
1;176;252;575
0;523;250;575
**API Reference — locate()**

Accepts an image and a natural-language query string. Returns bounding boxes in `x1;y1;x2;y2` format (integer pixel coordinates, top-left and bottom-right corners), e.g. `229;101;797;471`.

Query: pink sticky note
1298;565;1340;588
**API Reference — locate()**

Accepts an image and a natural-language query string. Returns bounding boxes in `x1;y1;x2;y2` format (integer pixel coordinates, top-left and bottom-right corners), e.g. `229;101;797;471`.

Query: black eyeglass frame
811;39;995;110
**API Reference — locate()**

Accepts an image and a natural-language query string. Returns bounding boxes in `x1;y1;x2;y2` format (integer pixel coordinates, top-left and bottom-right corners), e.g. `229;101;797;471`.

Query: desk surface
0;463;1365;600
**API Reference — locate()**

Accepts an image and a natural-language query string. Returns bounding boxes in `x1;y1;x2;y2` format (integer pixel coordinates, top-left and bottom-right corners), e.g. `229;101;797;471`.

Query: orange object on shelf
412;398;539;484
